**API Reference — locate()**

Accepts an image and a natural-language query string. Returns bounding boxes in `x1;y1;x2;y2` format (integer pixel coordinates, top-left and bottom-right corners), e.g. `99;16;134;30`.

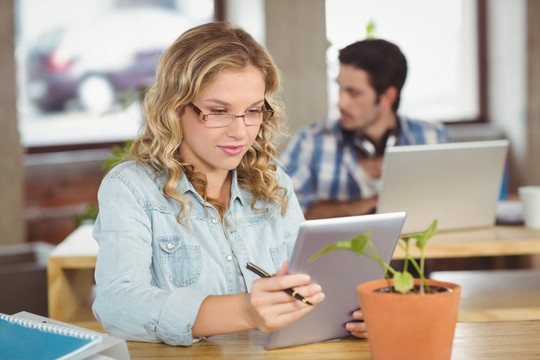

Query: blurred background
0;0;539;315
7;0;533;246
17;0;214;147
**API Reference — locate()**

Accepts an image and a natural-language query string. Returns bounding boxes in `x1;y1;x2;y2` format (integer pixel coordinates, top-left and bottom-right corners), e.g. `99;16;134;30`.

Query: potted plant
308;220;461;360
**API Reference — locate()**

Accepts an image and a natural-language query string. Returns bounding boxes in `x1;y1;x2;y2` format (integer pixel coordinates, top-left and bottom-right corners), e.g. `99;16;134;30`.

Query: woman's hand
248;262;325;333
346;310;368;338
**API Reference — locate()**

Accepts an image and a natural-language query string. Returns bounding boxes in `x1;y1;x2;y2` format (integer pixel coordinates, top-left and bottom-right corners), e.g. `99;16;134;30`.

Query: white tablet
265;212;406;350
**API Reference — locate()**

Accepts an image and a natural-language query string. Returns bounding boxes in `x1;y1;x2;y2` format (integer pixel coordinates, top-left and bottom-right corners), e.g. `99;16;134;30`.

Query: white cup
518;186;540;229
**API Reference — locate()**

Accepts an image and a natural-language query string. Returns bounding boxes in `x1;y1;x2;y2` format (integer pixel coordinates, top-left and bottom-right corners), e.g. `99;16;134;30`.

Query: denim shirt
92;161;305;346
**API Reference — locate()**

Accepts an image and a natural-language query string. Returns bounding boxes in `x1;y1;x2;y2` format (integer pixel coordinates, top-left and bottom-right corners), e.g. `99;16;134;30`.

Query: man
280;39;450;219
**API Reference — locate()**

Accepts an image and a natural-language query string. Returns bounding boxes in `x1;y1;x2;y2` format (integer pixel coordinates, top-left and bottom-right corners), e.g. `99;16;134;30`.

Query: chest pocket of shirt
270;242;289;273
158;236;202;287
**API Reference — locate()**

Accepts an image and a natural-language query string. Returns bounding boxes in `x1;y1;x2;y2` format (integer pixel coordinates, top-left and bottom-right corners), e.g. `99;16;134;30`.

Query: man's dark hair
339;39;407;113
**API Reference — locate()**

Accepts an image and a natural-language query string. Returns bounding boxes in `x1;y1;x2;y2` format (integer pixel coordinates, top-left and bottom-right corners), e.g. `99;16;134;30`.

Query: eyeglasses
189;100;274;128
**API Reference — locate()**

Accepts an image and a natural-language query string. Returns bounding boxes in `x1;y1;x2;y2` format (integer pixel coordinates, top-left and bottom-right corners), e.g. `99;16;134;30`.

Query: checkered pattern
279;117;450;212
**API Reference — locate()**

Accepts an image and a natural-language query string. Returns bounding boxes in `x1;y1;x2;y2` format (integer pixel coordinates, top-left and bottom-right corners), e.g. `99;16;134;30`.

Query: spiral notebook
0;312;129;360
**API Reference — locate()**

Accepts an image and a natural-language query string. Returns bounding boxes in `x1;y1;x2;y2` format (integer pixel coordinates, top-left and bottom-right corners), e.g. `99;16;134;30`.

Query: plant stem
365;241;396;289
420;248;426;294
399;240;410;274
407;257;432;293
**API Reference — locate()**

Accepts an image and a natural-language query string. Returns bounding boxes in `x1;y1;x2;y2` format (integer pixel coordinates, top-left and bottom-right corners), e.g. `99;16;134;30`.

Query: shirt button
226;255;233;261
147;323;156;332
167;243;174;250
230;229;237;235
212;218;219;224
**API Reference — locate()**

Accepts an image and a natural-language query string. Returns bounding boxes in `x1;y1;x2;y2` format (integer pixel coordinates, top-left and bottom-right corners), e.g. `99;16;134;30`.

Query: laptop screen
376;140;509;234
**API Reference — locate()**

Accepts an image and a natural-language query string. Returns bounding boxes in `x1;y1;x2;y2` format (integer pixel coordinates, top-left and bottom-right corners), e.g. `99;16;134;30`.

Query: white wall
225;0;265;45
488;0;527;189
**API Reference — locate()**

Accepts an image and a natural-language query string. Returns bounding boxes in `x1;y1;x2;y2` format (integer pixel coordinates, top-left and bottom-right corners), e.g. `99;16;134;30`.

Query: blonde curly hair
131;22;288;223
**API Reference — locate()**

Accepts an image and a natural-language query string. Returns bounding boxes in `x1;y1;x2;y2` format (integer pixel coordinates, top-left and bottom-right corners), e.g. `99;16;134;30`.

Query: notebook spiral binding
0;313;101;340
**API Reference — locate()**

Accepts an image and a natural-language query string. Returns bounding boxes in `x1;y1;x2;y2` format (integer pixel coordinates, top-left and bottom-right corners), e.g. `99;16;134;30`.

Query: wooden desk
48;224;540;322
120;320;540;359
393;225;540;259
392;226;540;322
432;268;540;322
47;224;97;322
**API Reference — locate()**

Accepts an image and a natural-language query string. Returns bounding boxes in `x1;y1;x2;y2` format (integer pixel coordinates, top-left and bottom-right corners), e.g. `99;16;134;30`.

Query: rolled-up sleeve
92;170;207;346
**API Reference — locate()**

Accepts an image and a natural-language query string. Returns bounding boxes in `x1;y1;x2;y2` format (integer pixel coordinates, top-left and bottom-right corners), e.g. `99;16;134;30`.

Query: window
15;0;215;150
326;0;481;123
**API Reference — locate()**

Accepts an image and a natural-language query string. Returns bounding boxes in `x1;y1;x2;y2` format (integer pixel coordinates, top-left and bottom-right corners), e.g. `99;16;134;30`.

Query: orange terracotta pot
357;278;461;360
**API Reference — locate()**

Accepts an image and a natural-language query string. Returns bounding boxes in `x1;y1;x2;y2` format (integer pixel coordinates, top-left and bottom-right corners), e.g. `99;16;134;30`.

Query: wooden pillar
264;0;328;153
0;0;24;245
527;0;540;185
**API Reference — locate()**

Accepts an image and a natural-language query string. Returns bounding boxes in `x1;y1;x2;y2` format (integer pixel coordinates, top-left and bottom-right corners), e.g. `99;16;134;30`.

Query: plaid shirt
279;116;450;212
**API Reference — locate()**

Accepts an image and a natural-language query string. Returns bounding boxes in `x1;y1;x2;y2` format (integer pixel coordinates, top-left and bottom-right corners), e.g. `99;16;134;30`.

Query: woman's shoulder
274;165;295;189
106;160;155;181
103;161;165;193
100;161;175;209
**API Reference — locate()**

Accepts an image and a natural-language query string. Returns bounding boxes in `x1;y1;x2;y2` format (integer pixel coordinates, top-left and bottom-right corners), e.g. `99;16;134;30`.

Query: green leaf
366;19;377;39
307;241;352;263
417;219;437;247
400;219;437;251
349;232;371;254
103;140;133;173
73;204;99;227
308;231;372;263
393;271;414;294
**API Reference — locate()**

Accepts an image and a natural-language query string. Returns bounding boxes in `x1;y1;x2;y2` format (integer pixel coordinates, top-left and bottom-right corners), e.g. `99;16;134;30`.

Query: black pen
245;262;313;306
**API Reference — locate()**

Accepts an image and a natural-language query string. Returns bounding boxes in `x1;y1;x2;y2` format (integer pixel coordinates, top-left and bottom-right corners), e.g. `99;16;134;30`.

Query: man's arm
304;195;377;220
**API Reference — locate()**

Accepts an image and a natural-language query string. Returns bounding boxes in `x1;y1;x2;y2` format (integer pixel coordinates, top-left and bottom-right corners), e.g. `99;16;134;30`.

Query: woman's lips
219;145;245;156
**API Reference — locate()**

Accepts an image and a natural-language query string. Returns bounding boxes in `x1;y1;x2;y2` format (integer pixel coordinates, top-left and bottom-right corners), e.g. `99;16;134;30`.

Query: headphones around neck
348;127;399;158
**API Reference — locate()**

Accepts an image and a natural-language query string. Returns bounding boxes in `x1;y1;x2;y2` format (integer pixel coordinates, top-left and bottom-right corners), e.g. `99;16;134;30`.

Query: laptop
264;211;406;350
376;139;509;234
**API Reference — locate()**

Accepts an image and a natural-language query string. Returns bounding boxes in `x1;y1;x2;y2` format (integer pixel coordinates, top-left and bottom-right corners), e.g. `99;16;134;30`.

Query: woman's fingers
276;261;289;276
253;271;311;292
249;271;325;333
346;321;368;338
347;310;368;338
252;293;323;333
251;280;324;308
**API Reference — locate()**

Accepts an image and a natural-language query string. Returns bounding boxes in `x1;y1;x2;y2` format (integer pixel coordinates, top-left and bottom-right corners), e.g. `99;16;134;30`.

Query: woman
92;22;365;346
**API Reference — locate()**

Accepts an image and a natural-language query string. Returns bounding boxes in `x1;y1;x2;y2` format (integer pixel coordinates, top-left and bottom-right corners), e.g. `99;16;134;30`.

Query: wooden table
431;268;540;322
121;320;540;359
47;224;98;322
48;224;540;323
393;225;540;259
392;226;540;322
